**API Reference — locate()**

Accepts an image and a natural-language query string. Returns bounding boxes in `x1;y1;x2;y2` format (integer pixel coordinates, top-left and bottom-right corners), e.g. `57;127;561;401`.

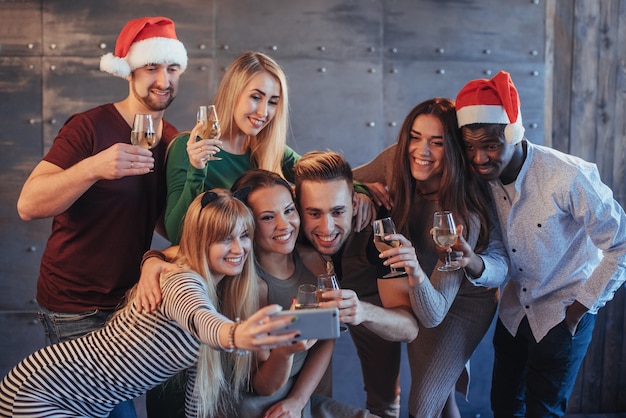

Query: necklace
319;253;335;274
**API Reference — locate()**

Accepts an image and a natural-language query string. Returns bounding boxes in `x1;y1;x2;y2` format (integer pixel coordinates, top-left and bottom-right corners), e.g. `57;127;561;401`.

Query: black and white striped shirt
0;271;229;418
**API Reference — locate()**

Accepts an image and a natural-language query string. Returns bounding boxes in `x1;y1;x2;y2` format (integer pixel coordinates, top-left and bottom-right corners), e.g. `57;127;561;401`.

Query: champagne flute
130;114;157;149
196;105;222;161
131;114;157;172
432;211;461;271
295;284;319;310
372;217;407;278
316;273;348;332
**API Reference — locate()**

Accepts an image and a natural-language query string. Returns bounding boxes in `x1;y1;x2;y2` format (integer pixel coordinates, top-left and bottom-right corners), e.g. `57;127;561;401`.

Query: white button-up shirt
470;140;626;342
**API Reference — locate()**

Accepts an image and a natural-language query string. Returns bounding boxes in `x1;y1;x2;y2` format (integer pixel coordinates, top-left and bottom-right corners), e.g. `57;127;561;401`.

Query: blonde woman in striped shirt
0;190;299;418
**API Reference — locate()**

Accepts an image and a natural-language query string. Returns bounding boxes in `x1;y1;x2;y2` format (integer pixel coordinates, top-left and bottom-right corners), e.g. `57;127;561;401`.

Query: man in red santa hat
16;17;188;417
456;70;626;417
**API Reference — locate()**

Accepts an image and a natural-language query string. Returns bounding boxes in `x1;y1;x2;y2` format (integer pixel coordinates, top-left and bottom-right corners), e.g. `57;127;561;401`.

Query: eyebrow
252;88;280;100
411;129;443;139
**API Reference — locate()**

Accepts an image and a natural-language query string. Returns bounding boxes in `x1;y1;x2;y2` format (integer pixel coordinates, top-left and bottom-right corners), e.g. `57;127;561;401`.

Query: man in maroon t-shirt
16;16;188;418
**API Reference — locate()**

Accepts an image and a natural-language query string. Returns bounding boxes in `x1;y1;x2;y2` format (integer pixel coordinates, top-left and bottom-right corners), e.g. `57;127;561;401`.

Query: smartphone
270;307;340;340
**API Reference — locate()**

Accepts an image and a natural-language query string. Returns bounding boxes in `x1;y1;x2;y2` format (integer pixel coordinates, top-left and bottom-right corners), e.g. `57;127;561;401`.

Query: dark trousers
491;314;595;417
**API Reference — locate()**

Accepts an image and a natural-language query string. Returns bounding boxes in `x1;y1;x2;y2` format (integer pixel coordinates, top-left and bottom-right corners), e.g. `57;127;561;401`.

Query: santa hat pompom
100;16;187;79
99;52;132;78
455;70;525;144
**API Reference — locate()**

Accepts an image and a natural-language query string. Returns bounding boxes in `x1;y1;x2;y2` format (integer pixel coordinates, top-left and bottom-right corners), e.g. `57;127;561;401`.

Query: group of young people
2;14;625;418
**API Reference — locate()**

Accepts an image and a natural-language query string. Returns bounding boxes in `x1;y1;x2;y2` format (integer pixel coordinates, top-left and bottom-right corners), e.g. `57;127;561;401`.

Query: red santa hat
100;16;188;78
455;70;524;144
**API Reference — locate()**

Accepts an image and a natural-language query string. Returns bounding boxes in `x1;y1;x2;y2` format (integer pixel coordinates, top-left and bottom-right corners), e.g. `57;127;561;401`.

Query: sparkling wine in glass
295;284;319;310
433;211;461;271
372;217;407;278
196;105;222;161
131;114;157;150
317;273;348;332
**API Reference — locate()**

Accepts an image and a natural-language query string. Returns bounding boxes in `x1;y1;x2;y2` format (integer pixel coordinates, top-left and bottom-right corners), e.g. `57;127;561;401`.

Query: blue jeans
490;314;595;417
38;306;138;418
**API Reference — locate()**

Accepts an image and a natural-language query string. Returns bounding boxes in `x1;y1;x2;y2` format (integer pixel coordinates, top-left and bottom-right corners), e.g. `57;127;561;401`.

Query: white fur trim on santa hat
457;104;524;144
100;36;188;79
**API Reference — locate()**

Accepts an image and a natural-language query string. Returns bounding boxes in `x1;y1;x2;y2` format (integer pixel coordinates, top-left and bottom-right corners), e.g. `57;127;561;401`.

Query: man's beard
132;83;175;111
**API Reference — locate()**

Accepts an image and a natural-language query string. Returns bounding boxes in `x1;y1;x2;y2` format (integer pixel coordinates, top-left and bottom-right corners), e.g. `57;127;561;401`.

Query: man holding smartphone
293;150;418;418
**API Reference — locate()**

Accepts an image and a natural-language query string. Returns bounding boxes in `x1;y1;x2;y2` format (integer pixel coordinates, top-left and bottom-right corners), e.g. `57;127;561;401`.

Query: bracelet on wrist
140;250;166;269
228;317;249;356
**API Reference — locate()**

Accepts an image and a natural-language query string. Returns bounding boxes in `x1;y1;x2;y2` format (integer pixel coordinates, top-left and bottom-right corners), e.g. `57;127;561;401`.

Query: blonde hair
175;190;258;416
212;51;289;177
121;190;259;417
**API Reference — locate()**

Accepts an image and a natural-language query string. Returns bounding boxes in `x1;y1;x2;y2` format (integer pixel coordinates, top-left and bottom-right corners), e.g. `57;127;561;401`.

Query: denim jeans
490;314;595;417
38;306;138;418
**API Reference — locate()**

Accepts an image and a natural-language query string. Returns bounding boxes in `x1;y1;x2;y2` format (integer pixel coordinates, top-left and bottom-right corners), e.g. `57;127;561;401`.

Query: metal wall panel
0;313;46;378
383;0;546;62
0;56;50;311
0;0;42;57
215;0;383;60
42;0;214;59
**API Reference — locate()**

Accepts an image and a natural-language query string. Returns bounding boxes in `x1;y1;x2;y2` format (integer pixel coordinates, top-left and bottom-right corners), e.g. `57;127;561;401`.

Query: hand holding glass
373;217;407;278
432;211;461;271
196;105;222;161
317;273;348;332
295;284;319;310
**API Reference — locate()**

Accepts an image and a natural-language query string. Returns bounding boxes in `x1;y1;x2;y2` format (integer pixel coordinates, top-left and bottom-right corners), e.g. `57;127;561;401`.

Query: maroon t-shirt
37;104;178;312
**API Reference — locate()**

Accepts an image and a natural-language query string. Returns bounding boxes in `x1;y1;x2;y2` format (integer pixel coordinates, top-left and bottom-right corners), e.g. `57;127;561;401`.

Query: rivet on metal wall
390;68;398;74
389;121;397;127
50;65;56;71
199;65;207;71
368;47;376;53
99;43;107;50
50;119;57;125
199;44;207;50
27;43;34;49
27;245;37;252
436;68;445;75
530;123;538;128
270;45;278;51
436;48;445;54
367;122;376;127
319;46;326;52
318;67;327;73
28;64;35;70
50;44;57;50
531;70;540;76
483;49;491;55
221;44;230;50
531;0;540;4
484;70;492;76
28;119;36;125
530;50;539;56
390;47;398;53
368;68;376;74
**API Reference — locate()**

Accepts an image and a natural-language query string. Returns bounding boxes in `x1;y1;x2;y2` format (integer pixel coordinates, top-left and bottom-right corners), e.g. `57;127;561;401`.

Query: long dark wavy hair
389;98;490;252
